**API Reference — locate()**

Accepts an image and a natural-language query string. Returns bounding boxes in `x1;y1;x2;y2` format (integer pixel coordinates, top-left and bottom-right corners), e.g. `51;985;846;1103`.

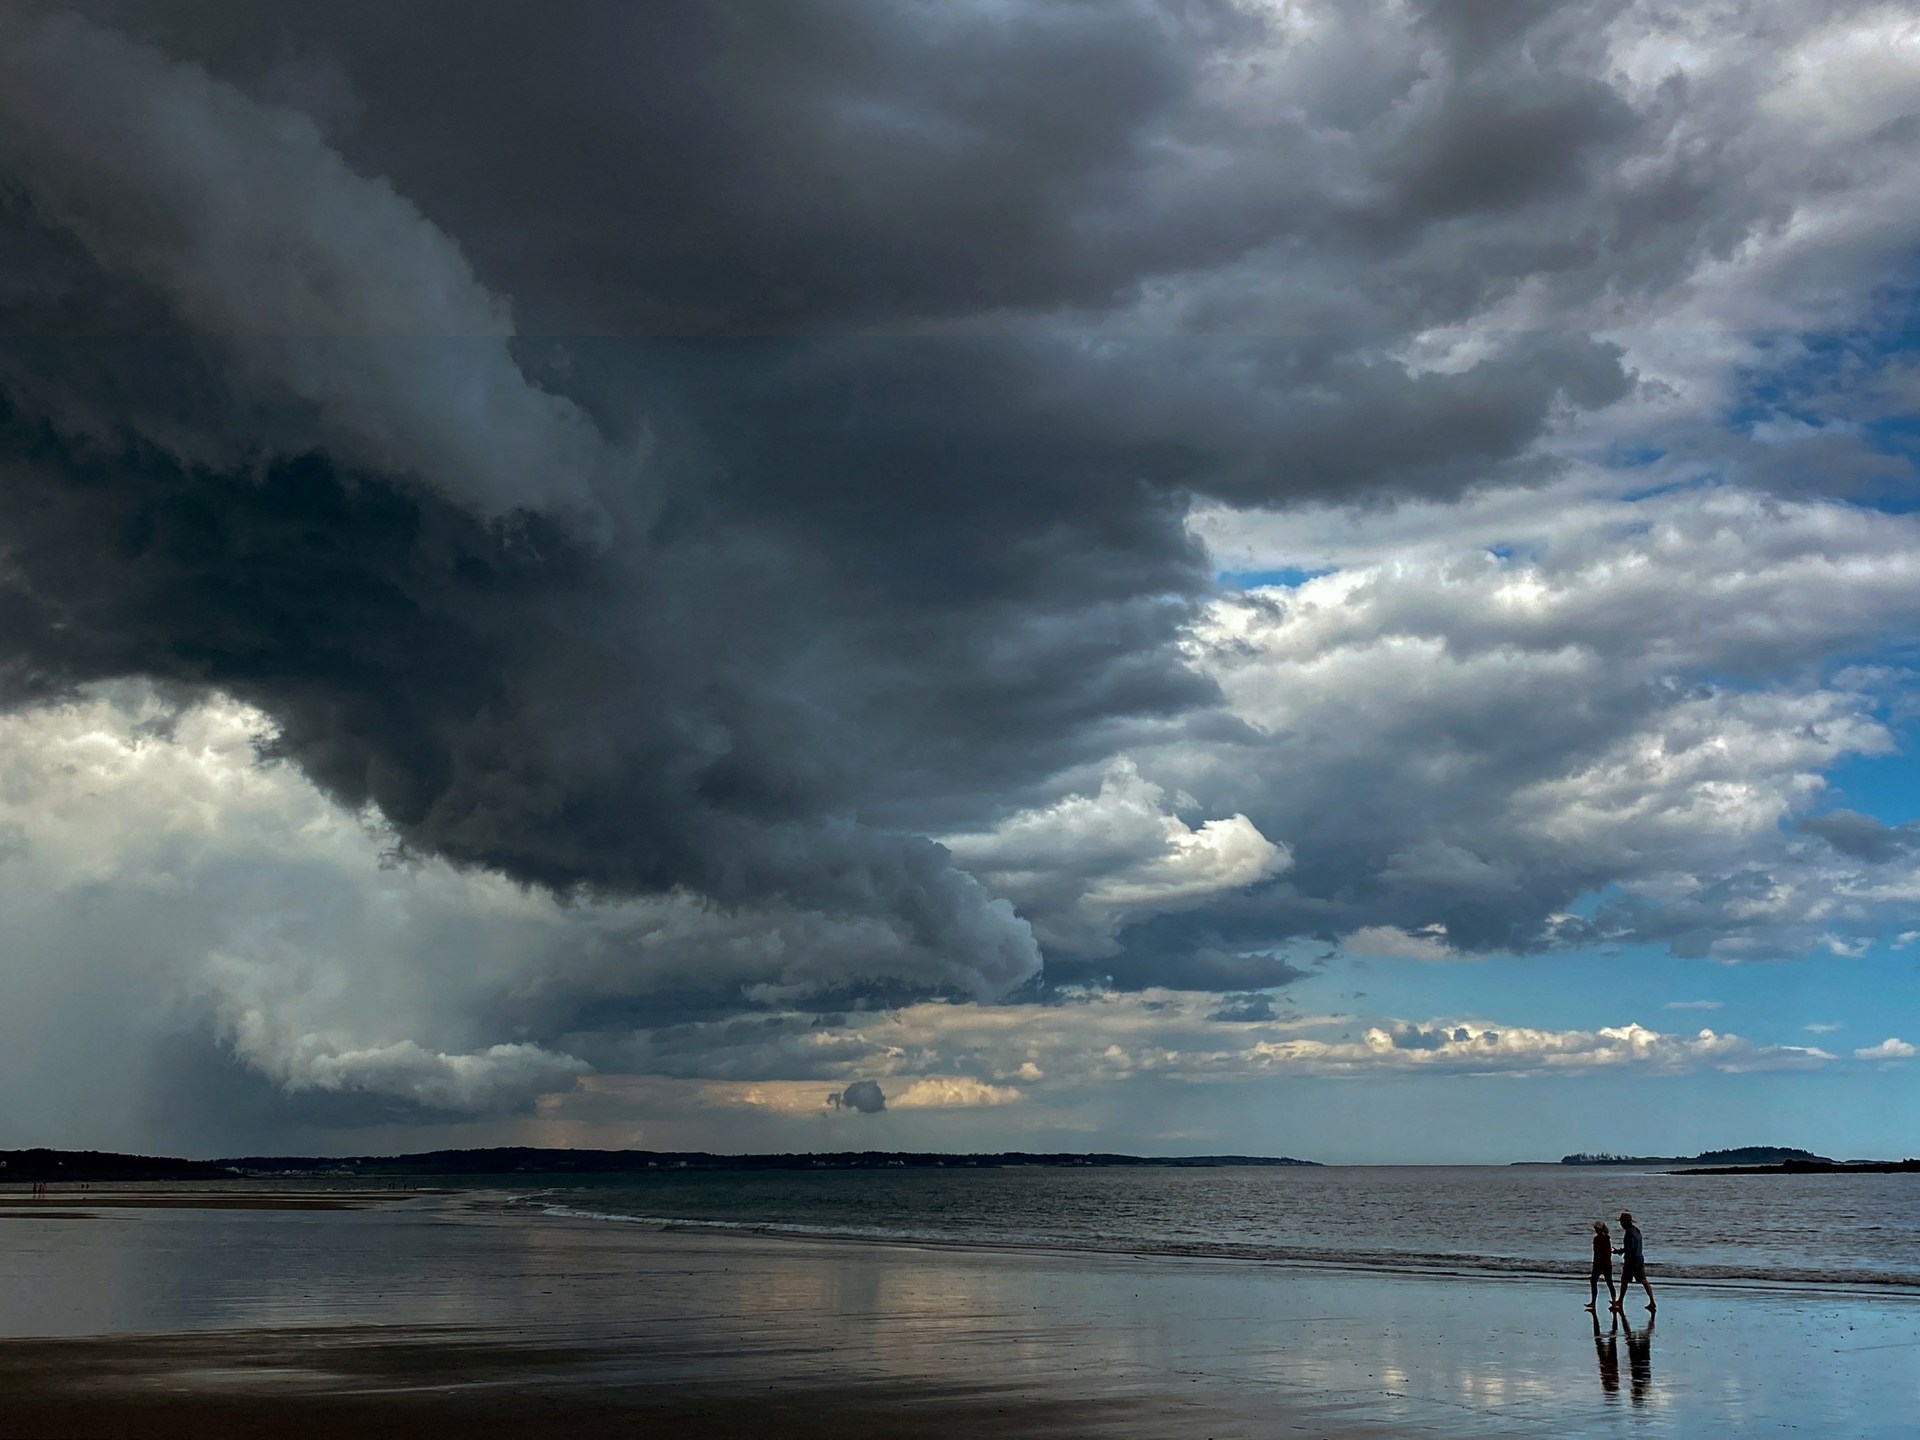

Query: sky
1;0;1918;1164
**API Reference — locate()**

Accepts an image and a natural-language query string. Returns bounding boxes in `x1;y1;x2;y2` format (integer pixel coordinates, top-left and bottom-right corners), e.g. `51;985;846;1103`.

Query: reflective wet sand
1;1194;1915;1438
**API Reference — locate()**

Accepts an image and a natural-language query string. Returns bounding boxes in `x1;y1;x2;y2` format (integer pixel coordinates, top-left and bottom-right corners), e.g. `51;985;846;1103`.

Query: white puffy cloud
234;1035;587;1116
1853;1037;1916;1060
1158;1;1920;967
944;758;1289;955
1160;485;1920;959
567;989;1839;1097
0;678;1868;1151
891;1077;1024;1110
0;684;1049;1137
0;685;594;1123
553;1073;1021;1123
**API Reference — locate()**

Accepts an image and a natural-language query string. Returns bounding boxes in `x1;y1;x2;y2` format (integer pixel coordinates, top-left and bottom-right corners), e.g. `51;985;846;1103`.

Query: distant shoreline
1674;1159;1920;1176
1551;1147;1835;1168
0;1146;1320;1184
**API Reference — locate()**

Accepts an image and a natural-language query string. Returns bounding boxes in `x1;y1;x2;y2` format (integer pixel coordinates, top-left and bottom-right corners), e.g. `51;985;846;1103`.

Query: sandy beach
1;1190;1915;1438
0;1191;425;1212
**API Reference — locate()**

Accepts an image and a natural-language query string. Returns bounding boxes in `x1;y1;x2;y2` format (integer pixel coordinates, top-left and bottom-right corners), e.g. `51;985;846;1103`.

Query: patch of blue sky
1559;884;1621;921
1598;441;1667;470
1858;410;1920;512
1722;293;1920;510
1216;565;1335;591
1819;745;1920;827
1331;939;1920;1058
1612;472;1719;506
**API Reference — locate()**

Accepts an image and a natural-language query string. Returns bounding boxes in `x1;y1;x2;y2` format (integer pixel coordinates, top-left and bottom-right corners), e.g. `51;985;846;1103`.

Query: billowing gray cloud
1800;810;1920;866
0;0;1918;1146
1148;489;1920;961
1207;993;1280;1025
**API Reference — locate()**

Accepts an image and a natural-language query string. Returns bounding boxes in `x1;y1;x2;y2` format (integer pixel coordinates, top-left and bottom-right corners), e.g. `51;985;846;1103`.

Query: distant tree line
1560;1146;1829;1166
4;1146;1321;1183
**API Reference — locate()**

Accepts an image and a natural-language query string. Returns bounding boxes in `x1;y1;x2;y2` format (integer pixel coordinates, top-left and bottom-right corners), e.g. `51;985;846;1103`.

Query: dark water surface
513;1164;1920;1290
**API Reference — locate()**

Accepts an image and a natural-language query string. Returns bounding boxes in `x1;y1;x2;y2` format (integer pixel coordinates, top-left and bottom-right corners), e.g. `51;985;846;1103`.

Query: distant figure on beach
1612;1210;1656;1312
1586;1221;1617;1311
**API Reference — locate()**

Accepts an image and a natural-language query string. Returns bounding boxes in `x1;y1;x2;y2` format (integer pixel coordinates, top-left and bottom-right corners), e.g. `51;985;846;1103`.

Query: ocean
8;1175;1920;1436
511;1163;1920;1292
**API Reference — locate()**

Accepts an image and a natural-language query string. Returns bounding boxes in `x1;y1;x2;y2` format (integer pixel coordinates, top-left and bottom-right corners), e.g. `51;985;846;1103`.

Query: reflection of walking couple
1592;1309;1655;1405
1586;1210;1656;1314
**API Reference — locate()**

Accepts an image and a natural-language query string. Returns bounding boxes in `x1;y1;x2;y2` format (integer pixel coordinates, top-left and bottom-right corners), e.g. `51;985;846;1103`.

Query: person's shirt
1622;1222;1644;1263
1592;1233;1611;1266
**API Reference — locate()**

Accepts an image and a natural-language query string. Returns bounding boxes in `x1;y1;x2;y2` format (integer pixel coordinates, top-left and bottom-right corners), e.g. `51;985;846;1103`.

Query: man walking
1612;1210;1656;1312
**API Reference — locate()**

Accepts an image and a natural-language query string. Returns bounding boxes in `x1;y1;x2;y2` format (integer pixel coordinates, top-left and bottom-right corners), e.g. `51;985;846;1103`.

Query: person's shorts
1620;1259;1647;1285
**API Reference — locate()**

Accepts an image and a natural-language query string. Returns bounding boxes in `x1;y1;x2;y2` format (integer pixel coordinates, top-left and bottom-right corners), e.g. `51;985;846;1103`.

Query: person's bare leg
1641;1278;1656;1311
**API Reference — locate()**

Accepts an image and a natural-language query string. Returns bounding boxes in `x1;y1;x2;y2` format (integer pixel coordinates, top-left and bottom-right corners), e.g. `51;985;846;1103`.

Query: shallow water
3;1200;1918;1438
506;1164;1920;1290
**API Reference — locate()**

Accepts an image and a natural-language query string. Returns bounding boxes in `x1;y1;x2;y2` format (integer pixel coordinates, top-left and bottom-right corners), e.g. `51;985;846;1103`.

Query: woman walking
1586;1220;1617;1311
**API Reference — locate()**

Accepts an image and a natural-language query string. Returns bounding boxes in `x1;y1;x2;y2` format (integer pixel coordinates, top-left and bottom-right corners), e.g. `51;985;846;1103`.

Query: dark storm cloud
7;0;1914;1140
0;394;1043;995
49;0;1229;334
0;0;1638;989
1054;937;1313;994
828;1080;887;1115
58;0;1649;340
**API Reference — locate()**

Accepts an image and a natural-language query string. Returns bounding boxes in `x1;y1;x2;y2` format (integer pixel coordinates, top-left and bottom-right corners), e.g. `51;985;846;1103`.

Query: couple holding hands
1588;1210;1656;1313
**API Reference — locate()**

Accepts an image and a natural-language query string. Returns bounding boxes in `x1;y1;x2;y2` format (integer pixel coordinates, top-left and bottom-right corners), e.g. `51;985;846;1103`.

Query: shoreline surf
513;1196;1920;1295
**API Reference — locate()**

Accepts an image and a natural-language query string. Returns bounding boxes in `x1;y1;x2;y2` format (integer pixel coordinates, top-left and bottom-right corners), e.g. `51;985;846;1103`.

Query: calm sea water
509;1165;1920;1291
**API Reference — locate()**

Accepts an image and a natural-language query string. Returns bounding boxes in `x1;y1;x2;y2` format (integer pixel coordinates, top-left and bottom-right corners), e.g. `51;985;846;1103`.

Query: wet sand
0;1191;424;1212
1;1191;1915;1438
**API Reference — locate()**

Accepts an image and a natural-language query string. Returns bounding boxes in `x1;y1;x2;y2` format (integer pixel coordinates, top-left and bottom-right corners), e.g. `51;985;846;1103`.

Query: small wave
533;1203;939;1245
520;1204;1920;1293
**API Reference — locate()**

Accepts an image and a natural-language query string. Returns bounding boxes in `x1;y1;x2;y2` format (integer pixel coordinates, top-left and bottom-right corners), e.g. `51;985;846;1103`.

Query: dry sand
0;1189;1914;1438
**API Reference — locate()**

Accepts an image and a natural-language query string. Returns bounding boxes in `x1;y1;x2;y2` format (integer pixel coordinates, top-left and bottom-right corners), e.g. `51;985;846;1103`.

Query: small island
1538;1147;1918;1175
1556;1146;1831;1167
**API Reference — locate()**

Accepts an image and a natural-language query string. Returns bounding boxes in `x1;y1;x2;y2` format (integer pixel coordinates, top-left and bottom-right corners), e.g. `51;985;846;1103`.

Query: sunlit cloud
1854;1037;1917;1060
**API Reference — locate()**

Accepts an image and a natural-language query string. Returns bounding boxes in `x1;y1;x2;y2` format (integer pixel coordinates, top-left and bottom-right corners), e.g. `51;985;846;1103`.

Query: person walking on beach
1612;1210;1656;1312
1586;1220;1617;1311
